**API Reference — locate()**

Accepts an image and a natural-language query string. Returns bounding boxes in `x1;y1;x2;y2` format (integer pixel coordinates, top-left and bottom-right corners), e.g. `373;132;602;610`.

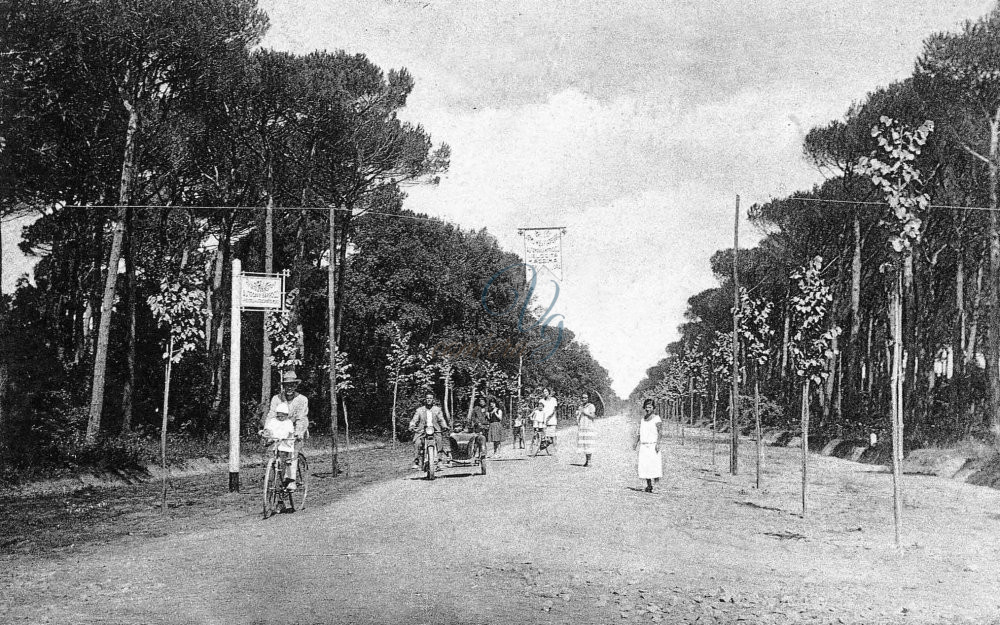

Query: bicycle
528;427;556;457
262;437;309;518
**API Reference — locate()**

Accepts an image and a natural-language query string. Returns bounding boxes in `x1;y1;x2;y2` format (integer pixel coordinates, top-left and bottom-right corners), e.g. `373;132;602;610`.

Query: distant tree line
0;0;614;471
631;4;1000;449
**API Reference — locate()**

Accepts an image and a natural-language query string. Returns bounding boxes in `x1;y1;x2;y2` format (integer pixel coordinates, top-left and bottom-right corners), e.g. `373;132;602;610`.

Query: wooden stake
161;336;173;512
755;366;763;490
711;383;719;466
891;266;904;546
801;379;809;517
342;396;351;477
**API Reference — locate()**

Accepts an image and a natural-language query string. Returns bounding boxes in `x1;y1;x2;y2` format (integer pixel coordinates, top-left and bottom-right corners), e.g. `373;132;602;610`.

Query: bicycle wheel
426;444;436;480
292;453;309;511
528;433;540;456
262;458;280;519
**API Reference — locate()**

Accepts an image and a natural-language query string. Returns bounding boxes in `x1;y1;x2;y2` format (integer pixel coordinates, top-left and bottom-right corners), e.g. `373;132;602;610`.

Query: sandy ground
3;414;1000;625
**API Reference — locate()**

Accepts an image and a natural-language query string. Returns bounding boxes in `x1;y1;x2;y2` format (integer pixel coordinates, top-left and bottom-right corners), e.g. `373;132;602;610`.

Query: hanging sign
521;227;564;282
240;273;284;310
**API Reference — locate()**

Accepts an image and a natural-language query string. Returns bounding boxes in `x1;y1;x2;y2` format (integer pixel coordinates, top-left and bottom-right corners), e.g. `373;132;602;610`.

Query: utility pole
731;194;740;476
229;259;242;492
261;193;274;412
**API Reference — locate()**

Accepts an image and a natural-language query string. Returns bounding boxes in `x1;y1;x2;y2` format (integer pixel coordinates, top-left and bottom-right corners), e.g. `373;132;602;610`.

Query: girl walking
575;391;597;466
633;398;662;492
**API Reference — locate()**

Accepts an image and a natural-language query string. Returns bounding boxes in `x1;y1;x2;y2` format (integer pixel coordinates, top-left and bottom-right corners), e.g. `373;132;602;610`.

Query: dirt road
3;414;1000;624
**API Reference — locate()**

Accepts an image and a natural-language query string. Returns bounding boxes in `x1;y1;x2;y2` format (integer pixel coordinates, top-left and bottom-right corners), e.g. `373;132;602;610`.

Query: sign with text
240;274;283;310
522;228;563;282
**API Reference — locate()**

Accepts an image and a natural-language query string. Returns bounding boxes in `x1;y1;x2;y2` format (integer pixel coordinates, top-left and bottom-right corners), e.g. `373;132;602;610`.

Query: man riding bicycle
409;392;449;470
263;370;309;488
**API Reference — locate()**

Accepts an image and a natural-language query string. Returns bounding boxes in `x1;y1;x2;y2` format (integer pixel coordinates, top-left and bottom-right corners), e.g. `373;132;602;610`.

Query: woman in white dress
575;391;597;466
633;398;662;492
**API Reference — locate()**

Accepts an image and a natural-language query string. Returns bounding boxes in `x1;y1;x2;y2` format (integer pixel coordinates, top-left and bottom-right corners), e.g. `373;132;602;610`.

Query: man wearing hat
264;370;309;487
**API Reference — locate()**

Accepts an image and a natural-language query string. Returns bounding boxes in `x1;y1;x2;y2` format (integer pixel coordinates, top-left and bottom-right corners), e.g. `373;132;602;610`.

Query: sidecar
443;429;488;476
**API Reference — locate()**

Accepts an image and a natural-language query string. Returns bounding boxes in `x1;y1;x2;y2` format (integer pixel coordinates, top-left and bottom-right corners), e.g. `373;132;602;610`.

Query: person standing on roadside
540;387;558;447
264;371;309;487
486;397;505;456
575;391;597;467
511;403;526;450
634;398;662;492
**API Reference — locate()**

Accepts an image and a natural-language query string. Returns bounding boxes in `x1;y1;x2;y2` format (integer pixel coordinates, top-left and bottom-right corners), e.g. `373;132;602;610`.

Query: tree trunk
327;206;339;476
390;374;399;449
121;209;137;433
210;213;234;427
0;363;8;463
466;385;478;422
780;299;791;379
161;337;173;513
731;196;740;475
847;213;863;411
443;375;451;424
294;214;307;364
953;248;965;434
865;316;875;395
823;330;838;427
966;259;984;366
87;102;139;444
334;207;351;345
987;110;1000;440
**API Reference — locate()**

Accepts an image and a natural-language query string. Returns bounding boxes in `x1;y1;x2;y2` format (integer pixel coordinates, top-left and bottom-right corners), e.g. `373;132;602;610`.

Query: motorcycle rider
409;392;449;470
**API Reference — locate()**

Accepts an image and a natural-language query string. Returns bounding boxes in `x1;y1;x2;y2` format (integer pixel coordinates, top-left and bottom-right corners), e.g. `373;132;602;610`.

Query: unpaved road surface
3;414;1000;624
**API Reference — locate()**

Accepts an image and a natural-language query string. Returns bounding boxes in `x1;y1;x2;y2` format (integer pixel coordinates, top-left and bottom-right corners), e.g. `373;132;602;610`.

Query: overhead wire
56;203;452;223
787;196;1000;212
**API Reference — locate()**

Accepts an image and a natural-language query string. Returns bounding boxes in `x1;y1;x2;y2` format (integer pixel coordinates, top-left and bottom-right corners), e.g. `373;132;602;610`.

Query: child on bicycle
260;402;297;489
530;400;548;449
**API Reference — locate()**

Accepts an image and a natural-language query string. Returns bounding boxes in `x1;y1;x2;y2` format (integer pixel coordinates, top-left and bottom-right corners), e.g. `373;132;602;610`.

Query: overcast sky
3;0;995;396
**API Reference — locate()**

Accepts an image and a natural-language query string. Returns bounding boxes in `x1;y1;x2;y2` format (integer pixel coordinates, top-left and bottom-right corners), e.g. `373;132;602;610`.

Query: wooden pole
390;374;399;449
711;383;719;466
261;192;274;414
342;396;351;477
801;379;809;517
160;336;173;512
891;266;904;546
228;259;241;492
755;365;763;490
731;194;740;475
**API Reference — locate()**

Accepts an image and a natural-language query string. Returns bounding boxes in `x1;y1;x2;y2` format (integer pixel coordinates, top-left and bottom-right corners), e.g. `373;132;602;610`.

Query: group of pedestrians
257;371;662;494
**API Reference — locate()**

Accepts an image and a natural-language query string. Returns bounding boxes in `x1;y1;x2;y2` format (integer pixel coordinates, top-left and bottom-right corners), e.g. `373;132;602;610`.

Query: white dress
637;415;662;479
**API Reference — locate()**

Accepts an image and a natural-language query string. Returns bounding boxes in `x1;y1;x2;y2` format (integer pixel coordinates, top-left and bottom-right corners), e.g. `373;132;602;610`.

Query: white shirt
264;417;295;452
541;396;558;425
